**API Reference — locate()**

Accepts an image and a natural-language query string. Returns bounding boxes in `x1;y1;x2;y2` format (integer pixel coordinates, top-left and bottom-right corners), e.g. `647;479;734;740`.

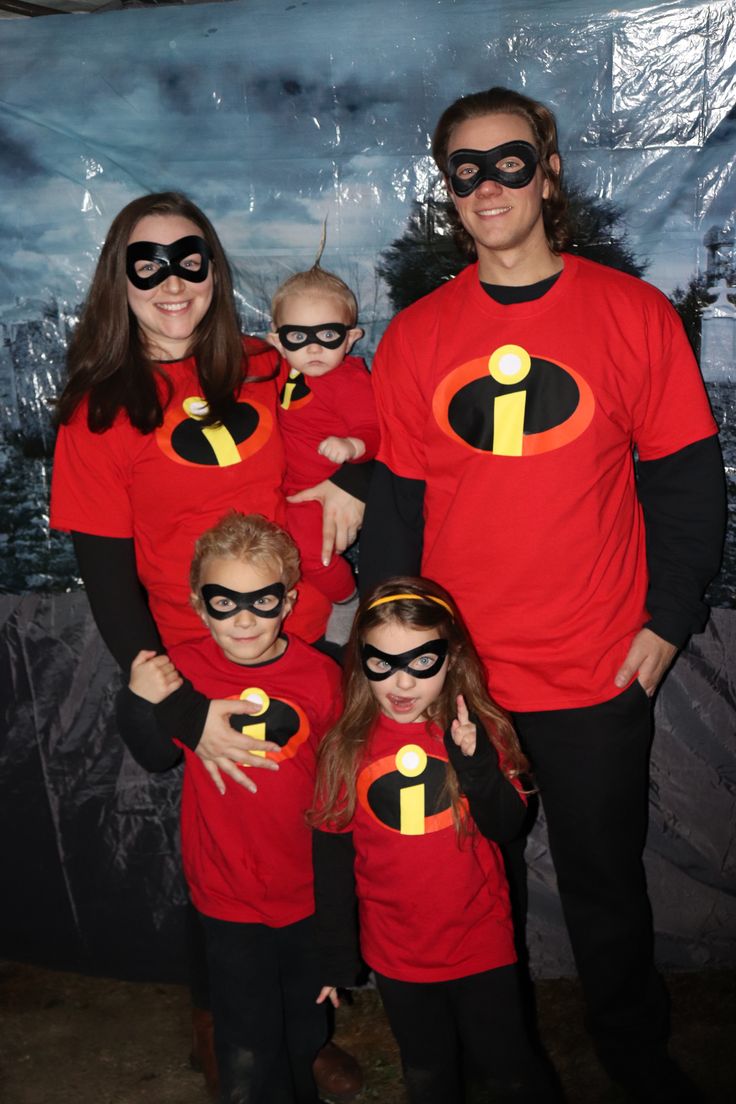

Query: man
361;87;725;1103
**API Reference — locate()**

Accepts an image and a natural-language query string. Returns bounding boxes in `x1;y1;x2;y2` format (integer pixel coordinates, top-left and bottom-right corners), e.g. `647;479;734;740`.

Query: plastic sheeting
0;0;734;979
0;0;734;599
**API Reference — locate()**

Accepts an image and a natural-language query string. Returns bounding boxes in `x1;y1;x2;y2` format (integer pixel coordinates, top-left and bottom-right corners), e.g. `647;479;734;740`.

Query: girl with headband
310;577;558;1103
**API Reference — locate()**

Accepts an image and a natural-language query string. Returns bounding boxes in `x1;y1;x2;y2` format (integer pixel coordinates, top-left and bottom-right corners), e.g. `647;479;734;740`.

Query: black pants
375;964;558;1104
199;912;328;1104
511;682;671;1072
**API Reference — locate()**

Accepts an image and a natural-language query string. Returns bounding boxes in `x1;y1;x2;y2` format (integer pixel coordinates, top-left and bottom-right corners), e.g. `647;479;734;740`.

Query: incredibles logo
228;687;310;763
156;395;272;468
279;369;313;412
433;344;595;456
357;743;453;835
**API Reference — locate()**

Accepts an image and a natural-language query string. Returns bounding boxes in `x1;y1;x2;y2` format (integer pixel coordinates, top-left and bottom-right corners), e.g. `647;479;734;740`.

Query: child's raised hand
129;649;183;704
316;986;340;1008
317;435;365;464
449;694;477;757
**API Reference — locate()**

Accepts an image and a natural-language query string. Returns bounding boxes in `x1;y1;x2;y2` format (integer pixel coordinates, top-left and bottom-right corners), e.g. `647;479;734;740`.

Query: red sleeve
342;360;380;461
372;317;428;480
50;405;138;537
632;291;717;461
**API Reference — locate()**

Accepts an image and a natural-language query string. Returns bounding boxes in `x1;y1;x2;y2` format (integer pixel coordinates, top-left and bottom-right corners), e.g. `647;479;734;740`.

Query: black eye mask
200;582;286;620
277;323;349;351
361;639;449;681
447;141;539;197
126;236;212;290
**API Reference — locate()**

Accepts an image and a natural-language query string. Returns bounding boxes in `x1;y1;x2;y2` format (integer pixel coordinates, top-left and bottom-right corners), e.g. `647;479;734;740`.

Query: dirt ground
0;962;733;1103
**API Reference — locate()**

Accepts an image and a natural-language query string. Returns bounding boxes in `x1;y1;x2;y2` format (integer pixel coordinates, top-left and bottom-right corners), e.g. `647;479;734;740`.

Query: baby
267;264;379;609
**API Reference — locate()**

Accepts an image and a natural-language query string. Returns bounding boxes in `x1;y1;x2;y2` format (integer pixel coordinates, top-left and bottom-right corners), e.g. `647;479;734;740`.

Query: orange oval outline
356;752;454;835
156;397;273;469
432;354;595;456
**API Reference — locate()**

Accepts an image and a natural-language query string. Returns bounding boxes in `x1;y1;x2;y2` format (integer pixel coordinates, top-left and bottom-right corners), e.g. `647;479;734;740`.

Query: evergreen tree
376;198;465;313
378;185;648;313
669;275;717;359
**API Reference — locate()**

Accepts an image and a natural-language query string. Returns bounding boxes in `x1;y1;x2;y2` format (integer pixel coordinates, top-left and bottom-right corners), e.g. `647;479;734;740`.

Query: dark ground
0;963;733;1103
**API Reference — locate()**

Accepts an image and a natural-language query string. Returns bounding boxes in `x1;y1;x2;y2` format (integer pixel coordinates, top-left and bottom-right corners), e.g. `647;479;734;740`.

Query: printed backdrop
0;0;734;979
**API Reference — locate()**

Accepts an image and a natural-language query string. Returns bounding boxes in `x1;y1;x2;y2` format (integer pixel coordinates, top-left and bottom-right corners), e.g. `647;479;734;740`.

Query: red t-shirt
373;255;718;711
277;355;379;495
50;341;330;647
170;633;341;925
343;713;516;983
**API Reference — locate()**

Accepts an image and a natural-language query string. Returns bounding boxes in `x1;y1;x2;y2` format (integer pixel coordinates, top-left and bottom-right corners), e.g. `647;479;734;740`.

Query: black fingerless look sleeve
443;714;527;843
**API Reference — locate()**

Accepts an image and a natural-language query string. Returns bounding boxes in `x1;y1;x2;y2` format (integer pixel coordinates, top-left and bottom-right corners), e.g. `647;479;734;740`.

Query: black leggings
199;912;328;1104
375;964;558;1103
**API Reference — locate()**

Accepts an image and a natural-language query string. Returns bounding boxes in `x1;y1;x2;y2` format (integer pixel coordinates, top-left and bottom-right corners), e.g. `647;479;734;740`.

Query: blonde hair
190;511;300;611
311;576;528;834
271;265;358;327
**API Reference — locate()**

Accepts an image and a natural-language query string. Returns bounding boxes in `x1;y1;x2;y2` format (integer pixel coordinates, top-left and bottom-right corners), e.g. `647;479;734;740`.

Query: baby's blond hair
271;265;358;327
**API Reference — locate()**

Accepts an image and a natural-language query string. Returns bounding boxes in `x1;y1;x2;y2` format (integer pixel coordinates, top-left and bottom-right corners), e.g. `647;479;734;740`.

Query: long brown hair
56;192;267;433
431;86;570;255
311;576;528;834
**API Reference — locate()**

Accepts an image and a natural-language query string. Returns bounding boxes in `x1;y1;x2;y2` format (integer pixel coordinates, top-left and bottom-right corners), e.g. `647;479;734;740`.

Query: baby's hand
316;986;340;1008
449;694;477;757
129;649;183;704
317;435;366;464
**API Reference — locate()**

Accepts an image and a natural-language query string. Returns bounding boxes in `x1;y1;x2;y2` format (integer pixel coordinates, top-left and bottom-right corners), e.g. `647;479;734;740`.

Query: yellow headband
366;593;455;617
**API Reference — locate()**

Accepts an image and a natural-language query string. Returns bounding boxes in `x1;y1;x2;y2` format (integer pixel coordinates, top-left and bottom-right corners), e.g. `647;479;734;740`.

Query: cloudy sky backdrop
1;0;734;335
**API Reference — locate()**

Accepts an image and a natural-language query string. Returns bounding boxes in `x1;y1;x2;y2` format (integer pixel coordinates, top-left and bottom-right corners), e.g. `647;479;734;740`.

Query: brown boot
190;1006;219;1100
313;1041;363;1102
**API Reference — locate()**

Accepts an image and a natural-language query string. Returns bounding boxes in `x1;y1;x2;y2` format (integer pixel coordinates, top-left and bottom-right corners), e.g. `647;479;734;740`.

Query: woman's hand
195;699;281;795
286;479;365;565
316;986;340;1008
129;649;183;703
449;694;477;757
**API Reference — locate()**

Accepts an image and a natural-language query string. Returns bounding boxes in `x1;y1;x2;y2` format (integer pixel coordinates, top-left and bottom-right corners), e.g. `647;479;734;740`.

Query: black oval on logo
367;757;449;830
171;401;260;465
448;359;579;450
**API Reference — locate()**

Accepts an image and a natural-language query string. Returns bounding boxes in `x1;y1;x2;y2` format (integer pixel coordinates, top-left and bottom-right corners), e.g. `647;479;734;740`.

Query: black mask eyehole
126;236;212;290
277;323;349;351
447;141;539;197
361;639;449;681
201;582;286;620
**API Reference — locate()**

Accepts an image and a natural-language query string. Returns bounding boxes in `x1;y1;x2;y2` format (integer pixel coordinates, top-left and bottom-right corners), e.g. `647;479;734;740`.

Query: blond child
267;265;379;606
120;511;343;1104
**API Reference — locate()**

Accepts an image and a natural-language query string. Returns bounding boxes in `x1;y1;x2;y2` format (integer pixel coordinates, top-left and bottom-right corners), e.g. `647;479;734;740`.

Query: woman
50;191;364;1100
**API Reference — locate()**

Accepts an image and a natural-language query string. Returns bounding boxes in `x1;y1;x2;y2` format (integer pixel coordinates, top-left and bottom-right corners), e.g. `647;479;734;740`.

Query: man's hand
286;480;365;566
614;628;677;697
196;699;281;795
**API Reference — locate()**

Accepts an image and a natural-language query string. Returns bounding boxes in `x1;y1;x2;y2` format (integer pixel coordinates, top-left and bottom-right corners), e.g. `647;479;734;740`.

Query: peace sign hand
449;694;477;757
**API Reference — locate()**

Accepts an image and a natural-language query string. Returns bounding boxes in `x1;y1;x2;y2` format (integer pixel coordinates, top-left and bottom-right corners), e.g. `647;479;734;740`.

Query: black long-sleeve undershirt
71;532;207;752
312;830;363;988
359;462;424;595
360;437;725;649
443;716;527;843
637;435;726;647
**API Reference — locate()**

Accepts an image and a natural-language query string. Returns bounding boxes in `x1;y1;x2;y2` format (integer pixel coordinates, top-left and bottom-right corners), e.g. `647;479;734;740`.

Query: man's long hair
431;86;570;256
